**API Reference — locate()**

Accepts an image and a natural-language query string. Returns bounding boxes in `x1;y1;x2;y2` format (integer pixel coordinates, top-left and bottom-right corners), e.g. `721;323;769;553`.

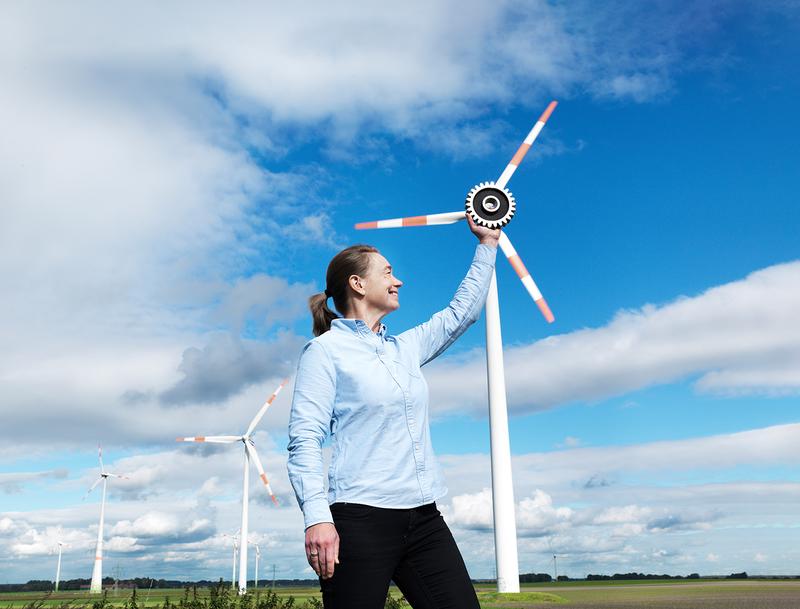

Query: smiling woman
287;217;499;608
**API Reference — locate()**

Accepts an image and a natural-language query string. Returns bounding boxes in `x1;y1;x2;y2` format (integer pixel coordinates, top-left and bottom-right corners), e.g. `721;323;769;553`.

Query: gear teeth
464;181;517;229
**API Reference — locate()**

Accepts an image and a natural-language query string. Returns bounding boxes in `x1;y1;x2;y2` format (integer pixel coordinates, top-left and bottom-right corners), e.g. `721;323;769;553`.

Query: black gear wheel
465;182;516;228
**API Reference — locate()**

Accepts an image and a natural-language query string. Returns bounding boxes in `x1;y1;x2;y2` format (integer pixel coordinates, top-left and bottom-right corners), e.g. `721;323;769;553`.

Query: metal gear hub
465;182;516;228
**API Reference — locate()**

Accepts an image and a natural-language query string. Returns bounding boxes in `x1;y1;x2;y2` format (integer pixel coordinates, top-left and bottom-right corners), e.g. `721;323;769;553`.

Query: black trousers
320;502;480;609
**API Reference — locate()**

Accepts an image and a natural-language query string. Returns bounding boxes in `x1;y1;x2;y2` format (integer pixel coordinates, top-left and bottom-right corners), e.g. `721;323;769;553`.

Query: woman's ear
348;274;365;296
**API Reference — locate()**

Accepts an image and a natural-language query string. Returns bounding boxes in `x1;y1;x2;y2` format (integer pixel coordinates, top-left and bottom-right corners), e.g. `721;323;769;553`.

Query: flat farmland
2;580;800;608
476;580;800;608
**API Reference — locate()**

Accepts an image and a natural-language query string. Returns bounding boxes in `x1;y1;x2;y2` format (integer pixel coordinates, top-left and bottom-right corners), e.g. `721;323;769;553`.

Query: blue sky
1;0;799;585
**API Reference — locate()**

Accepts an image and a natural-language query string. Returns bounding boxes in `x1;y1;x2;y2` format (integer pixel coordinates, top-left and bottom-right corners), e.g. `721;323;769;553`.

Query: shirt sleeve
401;243;497;366
286;339;336;529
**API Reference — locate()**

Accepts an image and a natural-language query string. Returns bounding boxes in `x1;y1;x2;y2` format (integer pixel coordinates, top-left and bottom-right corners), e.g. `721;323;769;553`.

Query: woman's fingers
320;545;332;579
307;546;320;575
466;214;500;245
308;554;319;575
305;523;339;578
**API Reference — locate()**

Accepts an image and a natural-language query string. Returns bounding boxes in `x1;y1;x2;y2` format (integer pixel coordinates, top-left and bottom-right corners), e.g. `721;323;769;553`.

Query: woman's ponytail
309;291;339;337
310;244;379;336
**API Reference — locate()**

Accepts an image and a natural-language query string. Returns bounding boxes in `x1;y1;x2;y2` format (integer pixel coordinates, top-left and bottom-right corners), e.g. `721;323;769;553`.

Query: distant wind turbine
223;531;239;590
52;531;67;591
85;446;128;594
177;379;288;595
254;542;260;590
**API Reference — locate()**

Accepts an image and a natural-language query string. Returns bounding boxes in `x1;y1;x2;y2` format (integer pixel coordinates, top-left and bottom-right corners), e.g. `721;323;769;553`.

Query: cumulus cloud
448;488;575;535
110;512;214;544
159;332;304;406
2;423;798;580
426;260;800;415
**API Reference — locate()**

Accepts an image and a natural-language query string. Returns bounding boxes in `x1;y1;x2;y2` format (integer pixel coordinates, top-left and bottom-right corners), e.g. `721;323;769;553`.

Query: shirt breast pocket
392;358;425;395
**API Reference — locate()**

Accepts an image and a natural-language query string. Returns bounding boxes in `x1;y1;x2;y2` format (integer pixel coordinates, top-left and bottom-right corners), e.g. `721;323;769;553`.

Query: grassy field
2;580;800;609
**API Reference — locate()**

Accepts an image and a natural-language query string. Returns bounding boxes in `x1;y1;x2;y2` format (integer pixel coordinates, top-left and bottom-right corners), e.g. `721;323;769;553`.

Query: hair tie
324;288;331;298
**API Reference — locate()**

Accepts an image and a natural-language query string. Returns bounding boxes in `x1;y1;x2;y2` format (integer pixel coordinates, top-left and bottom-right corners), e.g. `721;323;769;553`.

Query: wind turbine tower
178;379;287;595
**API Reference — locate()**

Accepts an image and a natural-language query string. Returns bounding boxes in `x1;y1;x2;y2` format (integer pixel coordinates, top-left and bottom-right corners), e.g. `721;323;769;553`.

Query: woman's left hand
467;214;500;247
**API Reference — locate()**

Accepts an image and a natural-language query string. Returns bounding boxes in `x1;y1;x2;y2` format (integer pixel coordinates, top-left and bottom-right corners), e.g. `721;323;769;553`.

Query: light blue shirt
287;244;497;529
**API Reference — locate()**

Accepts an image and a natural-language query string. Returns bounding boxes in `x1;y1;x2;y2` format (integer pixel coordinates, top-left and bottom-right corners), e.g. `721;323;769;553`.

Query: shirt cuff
303;497;334;530
475;242;499;263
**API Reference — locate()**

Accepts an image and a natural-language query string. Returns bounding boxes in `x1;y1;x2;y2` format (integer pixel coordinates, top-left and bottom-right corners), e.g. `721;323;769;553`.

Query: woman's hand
305;522;340;579
467;214;500;247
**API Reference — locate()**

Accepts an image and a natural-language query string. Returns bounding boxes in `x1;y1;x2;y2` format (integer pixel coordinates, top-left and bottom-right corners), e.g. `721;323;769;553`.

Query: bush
384;591;408;609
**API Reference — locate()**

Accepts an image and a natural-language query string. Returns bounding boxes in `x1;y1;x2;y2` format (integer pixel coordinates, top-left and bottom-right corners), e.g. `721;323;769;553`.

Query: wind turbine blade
498;232;554;323
245;443;278;506
106;473;129;480
84;477;102;499
496;101;558;190
97;445;104;472
175;435;241;443
246;378;289;437
355;211;465;230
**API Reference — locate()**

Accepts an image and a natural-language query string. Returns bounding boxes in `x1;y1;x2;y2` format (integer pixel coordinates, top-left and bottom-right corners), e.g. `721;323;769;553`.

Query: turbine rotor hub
465;182;516;228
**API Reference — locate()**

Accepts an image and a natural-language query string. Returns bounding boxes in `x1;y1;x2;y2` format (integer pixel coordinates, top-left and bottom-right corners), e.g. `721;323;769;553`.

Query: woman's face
359;252;403;314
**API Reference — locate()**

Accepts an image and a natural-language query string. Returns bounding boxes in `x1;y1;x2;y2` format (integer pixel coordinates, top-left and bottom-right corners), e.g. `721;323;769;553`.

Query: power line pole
271;564;276;589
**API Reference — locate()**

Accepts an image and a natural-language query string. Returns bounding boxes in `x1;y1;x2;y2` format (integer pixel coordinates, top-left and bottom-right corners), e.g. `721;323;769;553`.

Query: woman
287;216;499;609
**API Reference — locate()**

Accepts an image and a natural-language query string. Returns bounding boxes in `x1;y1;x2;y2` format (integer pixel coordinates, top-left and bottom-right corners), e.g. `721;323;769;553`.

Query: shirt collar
332;318;387;338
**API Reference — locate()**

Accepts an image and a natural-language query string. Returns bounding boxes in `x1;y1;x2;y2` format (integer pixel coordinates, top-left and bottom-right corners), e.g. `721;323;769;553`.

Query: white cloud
0;0;787;458
2;422;799;580
593;505;652;525
426;260;800;415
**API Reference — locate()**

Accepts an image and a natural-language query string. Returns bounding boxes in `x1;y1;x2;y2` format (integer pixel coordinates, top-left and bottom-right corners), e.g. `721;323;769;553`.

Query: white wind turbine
52;531;67;592
223;531;240;590
355;101;559;593
177;379;288;595
85;446;128;594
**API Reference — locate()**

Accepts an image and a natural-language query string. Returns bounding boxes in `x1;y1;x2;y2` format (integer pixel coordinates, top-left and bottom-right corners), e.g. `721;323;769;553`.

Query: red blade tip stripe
537;299;555;323
538;101;558;124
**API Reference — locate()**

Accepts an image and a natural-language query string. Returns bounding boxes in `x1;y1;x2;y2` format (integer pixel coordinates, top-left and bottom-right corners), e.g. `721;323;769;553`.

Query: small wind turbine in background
52;530;67;591
356;101;559;593
253;542;261;590
85;446;128;594
177;379;288;595
223;531;240;590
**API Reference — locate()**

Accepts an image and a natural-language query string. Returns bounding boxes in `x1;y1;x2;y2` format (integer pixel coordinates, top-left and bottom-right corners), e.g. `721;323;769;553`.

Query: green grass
477;590;568;607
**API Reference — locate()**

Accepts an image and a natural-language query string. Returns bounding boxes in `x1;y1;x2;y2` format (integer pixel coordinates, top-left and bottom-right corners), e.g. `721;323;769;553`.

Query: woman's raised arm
400;216;499;366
